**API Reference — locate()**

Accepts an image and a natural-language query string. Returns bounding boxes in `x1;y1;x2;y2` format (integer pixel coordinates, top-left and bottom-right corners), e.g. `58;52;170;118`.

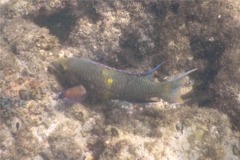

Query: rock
0;0;240;160
100;107;239;160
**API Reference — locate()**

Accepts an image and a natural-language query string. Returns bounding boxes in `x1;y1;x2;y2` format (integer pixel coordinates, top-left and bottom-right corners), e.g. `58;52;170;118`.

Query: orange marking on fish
58;85;87;100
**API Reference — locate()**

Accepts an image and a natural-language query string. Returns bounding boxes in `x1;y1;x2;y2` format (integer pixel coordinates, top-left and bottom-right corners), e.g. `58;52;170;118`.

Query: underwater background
0;0;240;159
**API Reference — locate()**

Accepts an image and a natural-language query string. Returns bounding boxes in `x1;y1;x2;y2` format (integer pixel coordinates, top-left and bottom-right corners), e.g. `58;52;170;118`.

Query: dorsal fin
77;58;165;78
140;62;165;78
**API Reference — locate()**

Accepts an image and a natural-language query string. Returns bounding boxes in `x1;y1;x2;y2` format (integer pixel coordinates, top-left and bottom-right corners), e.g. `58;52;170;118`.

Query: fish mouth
51;58;67;69
50;58;70;74
48;58;68;80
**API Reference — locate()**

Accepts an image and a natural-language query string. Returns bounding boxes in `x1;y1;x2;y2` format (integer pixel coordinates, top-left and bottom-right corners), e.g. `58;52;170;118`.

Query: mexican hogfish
53;57;196;104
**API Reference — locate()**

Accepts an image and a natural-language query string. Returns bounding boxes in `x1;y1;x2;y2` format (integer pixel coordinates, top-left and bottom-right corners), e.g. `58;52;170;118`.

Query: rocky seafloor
0;0;240;160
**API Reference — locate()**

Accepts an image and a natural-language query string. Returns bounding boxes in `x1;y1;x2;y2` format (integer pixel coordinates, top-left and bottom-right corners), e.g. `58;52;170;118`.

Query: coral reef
0;0;240;159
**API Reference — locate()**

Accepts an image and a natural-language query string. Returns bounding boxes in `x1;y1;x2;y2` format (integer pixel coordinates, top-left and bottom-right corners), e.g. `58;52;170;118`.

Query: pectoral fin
58;85;87;101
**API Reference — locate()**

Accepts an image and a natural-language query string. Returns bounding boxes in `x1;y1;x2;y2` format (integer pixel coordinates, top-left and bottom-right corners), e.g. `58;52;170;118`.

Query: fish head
50;58;79;86
51;58;69;73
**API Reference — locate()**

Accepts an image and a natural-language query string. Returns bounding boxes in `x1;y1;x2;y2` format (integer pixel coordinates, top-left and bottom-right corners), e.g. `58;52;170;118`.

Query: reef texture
0;0;240;159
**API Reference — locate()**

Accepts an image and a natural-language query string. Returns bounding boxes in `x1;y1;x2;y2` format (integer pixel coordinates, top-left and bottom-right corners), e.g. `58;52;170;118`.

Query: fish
52;57;197;104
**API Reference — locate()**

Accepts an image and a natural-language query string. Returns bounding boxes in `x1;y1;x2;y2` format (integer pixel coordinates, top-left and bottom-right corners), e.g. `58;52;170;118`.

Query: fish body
53;58;196;104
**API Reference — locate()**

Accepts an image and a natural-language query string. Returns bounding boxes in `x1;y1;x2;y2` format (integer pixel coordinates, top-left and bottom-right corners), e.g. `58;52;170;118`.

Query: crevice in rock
170;1;180;14
32;7;77;43
190;36;225;106
148;1;168;19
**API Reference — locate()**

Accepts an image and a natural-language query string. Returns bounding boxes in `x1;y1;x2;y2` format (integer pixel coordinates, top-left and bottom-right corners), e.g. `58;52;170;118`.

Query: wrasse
52;58;196;104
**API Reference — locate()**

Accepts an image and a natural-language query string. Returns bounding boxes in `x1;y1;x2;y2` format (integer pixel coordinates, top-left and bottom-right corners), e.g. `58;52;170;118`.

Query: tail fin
166;68;197;104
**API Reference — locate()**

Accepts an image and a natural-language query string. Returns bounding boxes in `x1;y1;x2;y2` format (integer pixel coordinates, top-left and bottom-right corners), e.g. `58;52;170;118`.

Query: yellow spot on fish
107;78;113;86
